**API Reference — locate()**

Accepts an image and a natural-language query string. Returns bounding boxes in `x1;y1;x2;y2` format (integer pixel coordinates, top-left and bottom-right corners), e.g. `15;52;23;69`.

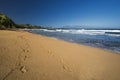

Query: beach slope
0;30;120;80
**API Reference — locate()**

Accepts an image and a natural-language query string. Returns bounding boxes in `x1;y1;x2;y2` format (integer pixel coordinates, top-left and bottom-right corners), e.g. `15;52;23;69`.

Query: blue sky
0;0;120;28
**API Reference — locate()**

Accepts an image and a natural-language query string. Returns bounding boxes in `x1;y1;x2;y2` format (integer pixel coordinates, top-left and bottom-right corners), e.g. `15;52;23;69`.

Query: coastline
26;29;120;54
0;30;120;80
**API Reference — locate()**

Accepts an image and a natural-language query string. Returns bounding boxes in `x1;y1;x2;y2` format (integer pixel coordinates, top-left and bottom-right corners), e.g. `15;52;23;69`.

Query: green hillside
0;14;15;29
0;13;45;29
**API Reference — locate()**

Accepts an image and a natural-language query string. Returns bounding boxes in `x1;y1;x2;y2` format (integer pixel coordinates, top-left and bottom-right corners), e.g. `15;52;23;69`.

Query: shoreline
0;30;120;80
27;30;120;54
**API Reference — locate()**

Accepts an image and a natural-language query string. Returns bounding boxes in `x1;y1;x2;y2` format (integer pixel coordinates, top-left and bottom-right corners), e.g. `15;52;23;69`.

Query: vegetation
0;13;44;30
16;24;43;29
0;13;15;29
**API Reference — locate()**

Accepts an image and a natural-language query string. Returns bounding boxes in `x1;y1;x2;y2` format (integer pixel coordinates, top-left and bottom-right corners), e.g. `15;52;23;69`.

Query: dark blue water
26;29;120;53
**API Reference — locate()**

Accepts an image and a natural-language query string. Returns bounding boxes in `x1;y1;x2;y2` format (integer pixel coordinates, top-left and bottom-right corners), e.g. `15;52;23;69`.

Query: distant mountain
0;14;15;29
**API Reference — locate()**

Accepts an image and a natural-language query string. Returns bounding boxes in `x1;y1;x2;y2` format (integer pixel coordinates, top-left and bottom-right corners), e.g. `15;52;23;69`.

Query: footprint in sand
24;56;27;61
62;65;72;72
20;66;27;73
48;50;54;57
60;58;72;72
22;49;29;53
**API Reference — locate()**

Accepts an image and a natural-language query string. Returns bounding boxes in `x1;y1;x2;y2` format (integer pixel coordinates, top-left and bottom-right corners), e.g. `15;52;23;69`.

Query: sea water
26;28;120;54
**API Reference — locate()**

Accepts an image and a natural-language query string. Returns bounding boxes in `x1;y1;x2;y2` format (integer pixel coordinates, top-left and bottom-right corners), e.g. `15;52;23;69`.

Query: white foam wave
28;29;120;37
55;29;120;36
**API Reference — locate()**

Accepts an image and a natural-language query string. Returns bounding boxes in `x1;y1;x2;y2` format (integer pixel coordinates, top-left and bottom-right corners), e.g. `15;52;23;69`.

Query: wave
60;29;120;37
60;29;120;36
28;29;120;37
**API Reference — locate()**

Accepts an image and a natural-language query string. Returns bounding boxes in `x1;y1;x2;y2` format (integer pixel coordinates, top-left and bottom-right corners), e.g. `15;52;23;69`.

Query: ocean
26;28;120;54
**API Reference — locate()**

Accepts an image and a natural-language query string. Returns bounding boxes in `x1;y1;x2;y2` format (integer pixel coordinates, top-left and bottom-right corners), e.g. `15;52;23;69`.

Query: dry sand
0;30;120;80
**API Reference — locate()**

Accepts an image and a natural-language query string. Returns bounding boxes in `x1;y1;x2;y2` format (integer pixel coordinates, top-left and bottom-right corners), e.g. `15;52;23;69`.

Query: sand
0;30;120;80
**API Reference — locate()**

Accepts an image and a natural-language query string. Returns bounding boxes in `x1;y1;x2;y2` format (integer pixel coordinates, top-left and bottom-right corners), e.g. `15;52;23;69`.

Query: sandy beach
0;30;120;80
